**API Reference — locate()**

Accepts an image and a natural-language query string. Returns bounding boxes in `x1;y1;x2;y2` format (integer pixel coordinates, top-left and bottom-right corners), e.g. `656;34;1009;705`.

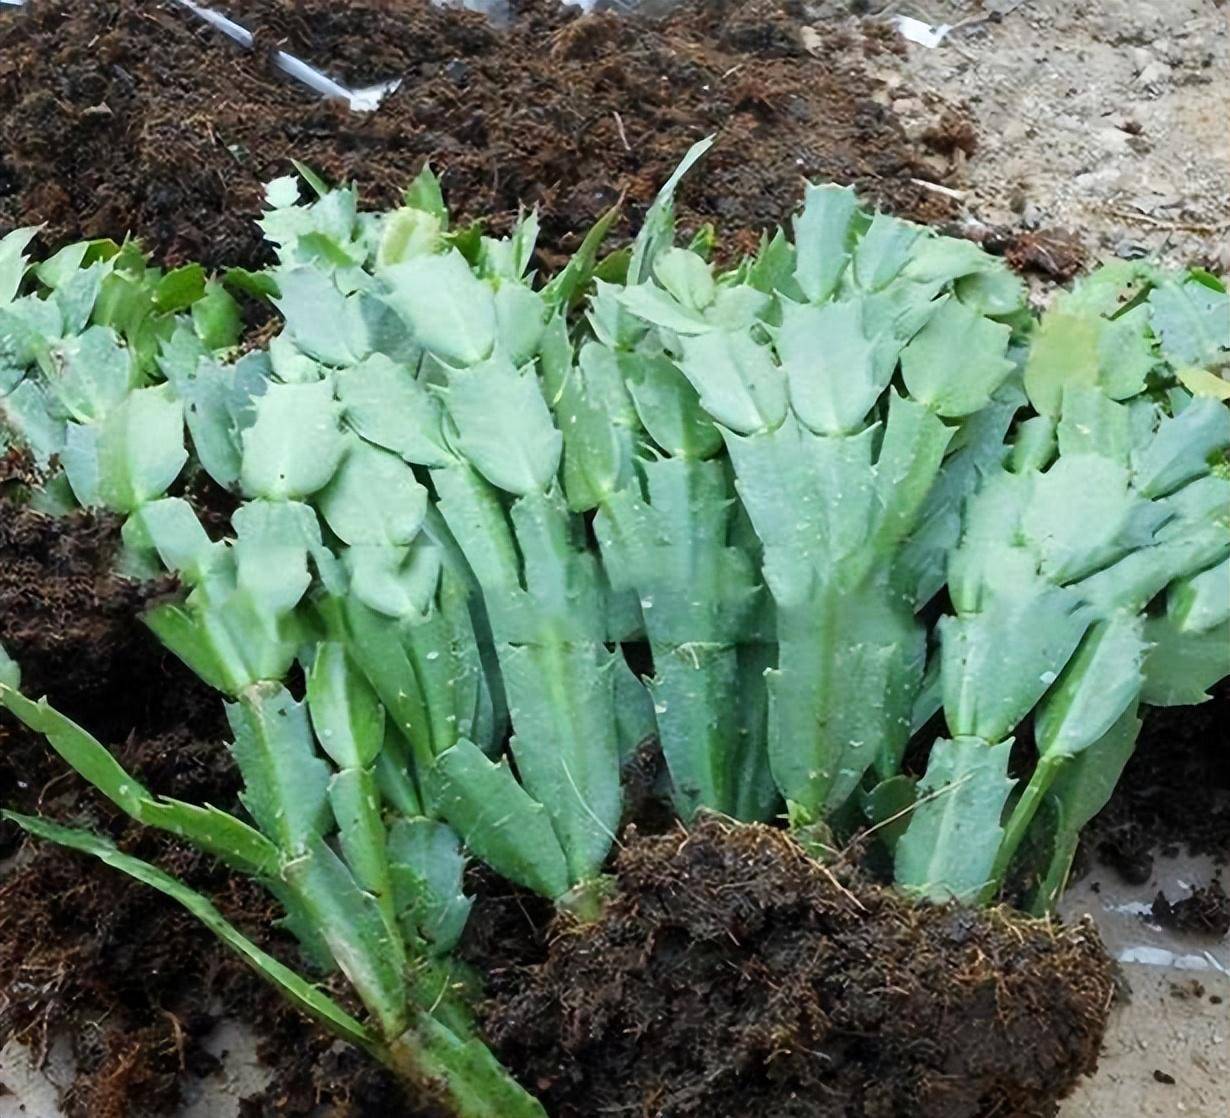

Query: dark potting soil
486;817;1114;1118
1079;683;1230;887
0;0;958;273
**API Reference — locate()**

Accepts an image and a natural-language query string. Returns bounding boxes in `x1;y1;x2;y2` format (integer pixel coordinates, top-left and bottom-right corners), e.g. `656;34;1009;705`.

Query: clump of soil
1151;880;1230;939
0;0;956;272
487;817;1114;1118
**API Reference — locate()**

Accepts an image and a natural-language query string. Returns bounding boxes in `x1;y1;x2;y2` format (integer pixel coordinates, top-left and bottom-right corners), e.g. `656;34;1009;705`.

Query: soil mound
0;0;955;271
488;816;1114;1118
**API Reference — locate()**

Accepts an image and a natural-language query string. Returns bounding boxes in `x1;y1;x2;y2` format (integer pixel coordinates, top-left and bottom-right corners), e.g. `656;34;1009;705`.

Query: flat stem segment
981;752;1066;904
382;1016;547;1118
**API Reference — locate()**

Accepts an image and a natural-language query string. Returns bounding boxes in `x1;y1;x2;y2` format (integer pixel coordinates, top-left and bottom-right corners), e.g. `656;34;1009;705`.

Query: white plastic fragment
348;79;406;114
172;0;399;113
1118;946;1229;974
176;0;255;48
891;15;953;48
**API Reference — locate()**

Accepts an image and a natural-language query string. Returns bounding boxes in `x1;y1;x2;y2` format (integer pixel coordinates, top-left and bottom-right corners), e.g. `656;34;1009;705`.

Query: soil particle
0;0;955;272
1150;880;1230;939
486;816;1114;1118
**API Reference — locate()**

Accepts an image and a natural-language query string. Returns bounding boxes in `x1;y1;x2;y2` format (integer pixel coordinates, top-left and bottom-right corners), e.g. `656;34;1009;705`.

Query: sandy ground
1060;853;1230;1117
846;0;1230;273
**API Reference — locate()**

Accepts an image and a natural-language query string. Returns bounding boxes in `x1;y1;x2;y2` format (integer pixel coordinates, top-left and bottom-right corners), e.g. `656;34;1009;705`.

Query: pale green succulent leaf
611;652;658;763
274;267;369;366
895;736;1016;902
1096;304;1155;399
382;250;496;367
872;391;955;552
792;183;859;302
1034;614;1148;758
1130;394;1230;498
1056;386;1132;463
1023;312;1100;417
403;164;448;225
191;281;243;351
501;642;621;884
559;380;628;511
776;298;900;434
624;351;722;460
60;421;101;506
1032;707;1140;914
851;212;923;292
34;242;93;293
48;326;135;422
653;248;715;312
1;378;64;463
900;297;1014;417
678;328;787;436
446;361;561;496
616;281;713;335
240;379;346;499
94;384;187;513
954;265;1027;317
1141;615;1230;705
282;836;407;1037
862;774;917;852
1168;558;1230;632
335;354;453;468
51;259;110;336
1149;276;1229;367
307;642;386;770
1010;414;1057;474
227;684;332;855
230;499;320;625
125;497;221;583
377;208;443;269
327;767;397;919
345;541;442;620
428;738;571;900
172;350;270;490
0;227;39;305
941;586;1091;742
318;437;428;547
493;282;546;366
388;817;473;954
1020;453;1140;583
